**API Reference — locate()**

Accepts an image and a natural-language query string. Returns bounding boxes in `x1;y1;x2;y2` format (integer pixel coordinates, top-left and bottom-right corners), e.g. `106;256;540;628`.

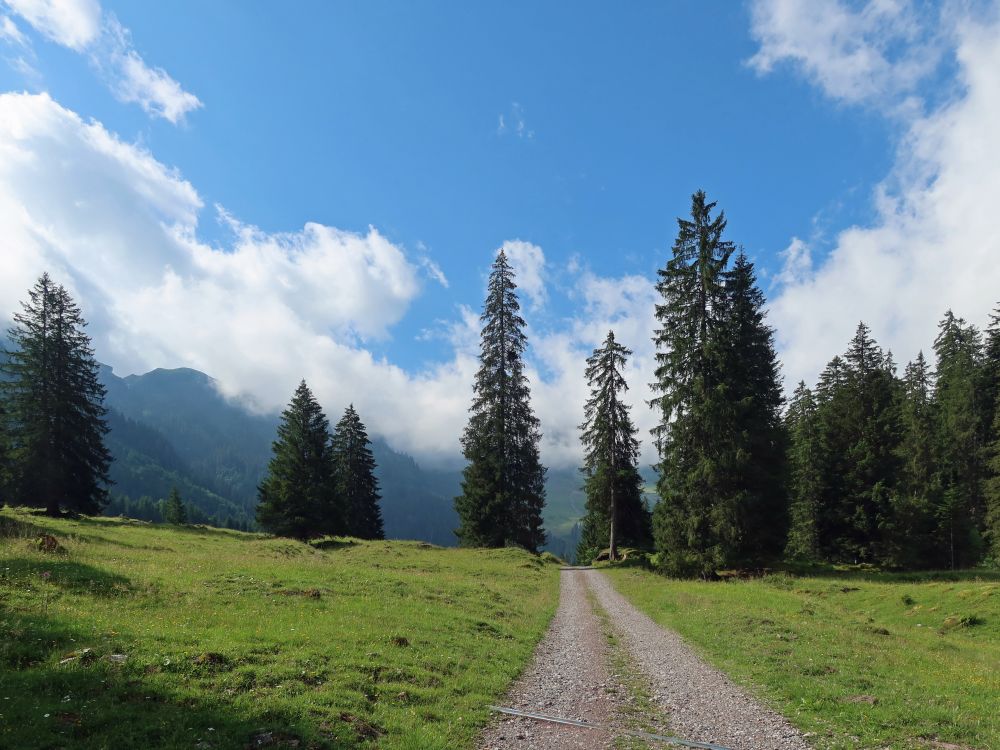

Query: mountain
3;339;591;550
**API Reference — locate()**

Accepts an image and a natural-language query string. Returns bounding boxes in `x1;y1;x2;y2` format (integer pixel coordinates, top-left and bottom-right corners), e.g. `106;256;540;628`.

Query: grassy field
605;565;999;750
0;508;560;749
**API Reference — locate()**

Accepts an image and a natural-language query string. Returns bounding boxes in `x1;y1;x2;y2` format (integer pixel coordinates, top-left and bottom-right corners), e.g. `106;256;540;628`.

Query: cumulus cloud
0;91;665;470
4;0;200;123
748;0;944;112
502;240;547;310
0;92;482;462
756;0;1000;387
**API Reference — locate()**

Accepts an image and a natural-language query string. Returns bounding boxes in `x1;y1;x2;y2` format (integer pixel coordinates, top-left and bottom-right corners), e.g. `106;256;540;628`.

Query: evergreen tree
455;249;546;552
893;352;939;566
785;382;823;560
810;326;901;564
932;312;985;567
719;252;788;561
983;304;1000;560
256;381;340;540
575;331;650;564
163;486;188;525
651;191;736;577
1;274;112;515
332;404;384;540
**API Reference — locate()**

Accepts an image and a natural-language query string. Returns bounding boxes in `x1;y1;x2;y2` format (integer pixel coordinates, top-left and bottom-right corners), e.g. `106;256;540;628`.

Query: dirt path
478;568;812;750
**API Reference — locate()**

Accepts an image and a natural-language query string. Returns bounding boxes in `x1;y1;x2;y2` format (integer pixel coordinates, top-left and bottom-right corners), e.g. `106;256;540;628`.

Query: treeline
570;191;999;574
785;313;1000;570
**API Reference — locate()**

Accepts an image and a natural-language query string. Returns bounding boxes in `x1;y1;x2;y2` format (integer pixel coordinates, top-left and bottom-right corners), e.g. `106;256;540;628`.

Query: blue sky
2;0;999;466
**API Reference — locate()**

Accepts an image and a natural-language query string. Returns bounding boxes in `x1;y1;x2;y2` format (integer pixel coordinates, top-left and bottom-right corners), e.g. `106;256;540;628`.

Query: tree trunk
609;484;618;562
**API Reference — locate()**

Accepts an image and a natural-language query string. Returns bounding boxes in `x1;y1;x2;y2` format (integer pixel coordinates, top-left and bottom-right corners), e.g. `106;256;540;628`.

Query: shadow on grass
0;605;356;749
773;563;1000;584
2;558;138;598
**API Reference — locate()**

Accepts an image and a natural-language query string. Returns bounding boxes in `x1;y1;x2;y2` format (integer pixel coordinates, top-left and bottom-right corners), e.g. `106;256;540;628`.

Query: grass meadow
605;565;999;750
0;508;560;749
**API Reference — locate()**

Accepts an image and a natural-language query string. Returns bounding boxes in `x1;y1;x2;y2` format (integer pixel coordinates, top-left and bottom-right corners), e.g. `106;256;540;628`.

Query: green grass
0;508;560;749
604;566;1000;750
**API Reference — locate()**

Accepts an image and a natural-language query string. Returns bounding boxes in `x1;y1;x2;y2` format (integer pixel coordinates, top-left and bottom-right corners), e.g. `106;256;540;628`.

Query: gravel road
587;570;811;750
477;569;622;749
478;568;812;750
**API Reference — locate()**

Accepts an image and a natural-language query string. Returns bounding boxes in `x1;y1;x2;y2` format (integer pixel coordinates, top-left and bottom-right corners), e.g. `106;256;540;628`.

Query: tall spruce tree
893;352;939;566
1;274;111;515
256;380;341;540
576;331;650;564
837;323;902;563
720;251;788;561
455;249;546;551
985;305;1000;560
651;191;736;577
932;311;985;567
164;486;188;525
785;382;823;560
332;404;384;540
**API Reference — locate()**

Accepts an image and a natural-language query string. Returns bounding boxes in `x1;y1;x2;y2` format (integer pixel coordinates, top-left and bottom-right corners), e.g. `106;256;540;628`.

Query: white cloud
419;255;449;288
497;101;533;139
501;239;547;310
1;14;27;46
5;0;100;50
0;92;481;463
93;15;201;124
756;1;1000;387
747;0;943;112
4;0;201;123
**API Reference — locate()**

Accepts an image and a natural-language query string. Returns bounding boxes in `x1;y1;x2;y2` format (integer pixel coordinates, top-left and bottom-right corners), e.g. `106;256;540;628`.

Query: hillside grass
604;565;1000;750
0;508;560;749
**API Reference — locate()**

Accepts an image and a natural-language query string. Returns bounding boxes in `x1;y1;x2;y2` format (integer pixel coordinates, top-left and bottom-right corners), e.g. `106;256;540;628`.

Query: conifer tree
332;404;384;540
256;381;340;540
651;191;736;577
576;331;650;564
981;305;1000;562
720;252;788;560
932;312;985;566
455;249;546;551
785;382;822;560
1;274;111;515
164;486;188;525
893;352;939;566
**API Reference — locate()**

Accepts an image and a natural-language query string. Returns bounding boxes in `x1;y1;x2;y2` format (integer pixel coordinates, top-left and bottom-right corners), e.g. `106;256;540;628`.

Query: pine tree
455;249;546;552
163;486;188;525
576;331;650;564
651;191;736;578
256;381;340;540
1;274;111;516
932;312;985;567
785;382;823;560
332;404;384;540
719;252;788;561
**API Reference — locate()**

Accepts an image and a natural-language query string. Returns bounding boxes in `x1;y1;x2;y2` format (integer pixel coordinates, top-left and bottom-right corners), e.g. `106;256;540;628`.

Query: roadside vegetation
0;508;560;749
605;566;999;750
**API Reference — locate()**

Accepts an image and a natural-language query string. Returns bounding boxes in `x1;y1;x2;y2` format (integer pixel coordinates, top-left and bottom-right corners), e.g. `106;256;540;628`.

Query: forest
2;191;998;576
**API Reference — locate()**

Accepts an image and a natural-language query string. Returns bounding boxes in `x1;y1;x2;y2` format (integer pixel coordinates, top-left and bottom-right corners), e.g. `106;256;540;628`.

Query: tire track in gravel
586;569;812;750
477;569;628;749
478;568;813;750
